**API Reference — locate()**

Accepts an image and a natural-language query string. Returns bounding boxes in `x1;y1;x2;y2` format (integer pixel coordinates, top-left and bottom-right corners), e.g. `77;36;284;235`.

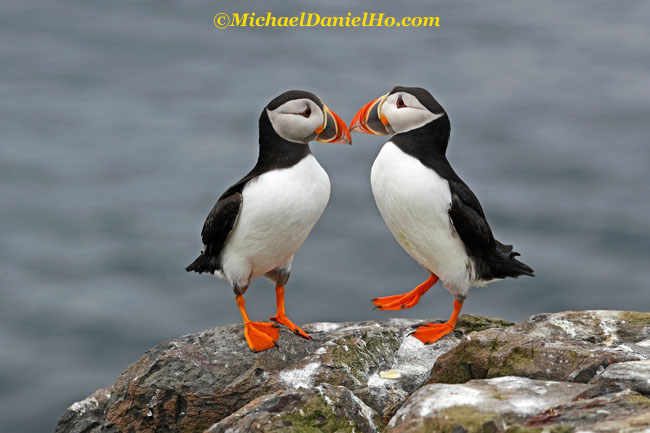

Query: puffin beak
315;106;351;145
349;94;391;136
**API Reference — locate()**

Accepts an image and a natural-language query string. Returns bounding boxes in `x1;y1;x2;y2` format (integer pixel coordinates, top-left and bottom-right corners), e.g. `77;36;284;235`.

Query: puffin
349;86;534;344
187;90;351;352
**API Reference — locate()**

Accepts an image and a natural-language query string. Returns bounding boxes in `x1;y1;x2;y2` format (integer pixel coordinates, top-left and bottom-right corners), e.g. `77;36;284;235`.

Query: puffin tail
185;253;220;275
508;256;535;277
497;242;534;278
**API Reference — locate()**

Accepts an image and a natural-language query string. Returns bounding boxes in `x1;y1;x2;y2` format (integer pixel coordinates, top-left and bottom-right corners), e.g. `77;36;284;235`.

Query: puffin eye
396;95;406;108
301;107;311;118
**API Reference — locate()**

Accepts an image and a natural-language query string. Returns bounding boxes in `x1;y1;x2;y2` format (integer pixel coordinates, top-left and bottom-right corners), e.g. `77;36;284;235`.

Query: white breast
370;142;472;298
220;154;330;287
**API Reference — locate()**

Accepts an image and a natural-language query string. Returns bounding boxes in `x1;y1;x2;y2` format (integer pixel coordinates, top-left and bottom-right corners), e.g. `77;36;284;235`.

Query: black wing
186;191;242;274
448;180;534;279
201;192;243;249
185;162;266;275
186;126;313;275
448;180;496;255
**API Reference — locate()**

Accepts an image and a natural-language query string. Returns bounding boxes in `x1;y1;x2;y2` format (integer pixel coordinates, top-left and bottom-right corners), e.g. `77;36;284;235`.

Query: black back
392;114;534;280
186;103;312;275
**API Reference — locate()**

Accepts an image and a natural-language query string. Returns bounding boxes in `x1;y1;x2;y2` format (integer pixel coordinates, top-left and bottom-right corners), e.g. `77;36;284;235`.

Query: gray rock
206;384;383;433
58;315;508;433
281;316;511;421
430;310;650;385
526;389;650;433
101;323;320;433
55;311;650;433
386;376;592;433
55;387;112;433
387;377;650;433
589;360;650;396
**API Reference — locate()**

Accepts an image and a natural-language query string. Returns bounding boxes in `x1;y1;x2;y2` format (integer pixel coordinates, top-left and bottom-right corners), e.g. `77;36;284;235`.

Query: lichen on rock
387;376;592;433
55;310;650;433
430;310;650;385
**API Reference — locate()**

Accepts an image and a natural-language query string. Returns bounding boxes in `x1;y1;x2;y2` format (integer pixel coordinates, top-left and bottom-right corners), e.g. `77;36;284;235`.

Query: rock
387;377;650;433
526;389;650;433
387;376;592;433
55;311;650;433
589;360;650;396
55;387;112;433
101;323;318;433
430;311;650;385
57;315;508;433
280;316;510;422
206;384;383;433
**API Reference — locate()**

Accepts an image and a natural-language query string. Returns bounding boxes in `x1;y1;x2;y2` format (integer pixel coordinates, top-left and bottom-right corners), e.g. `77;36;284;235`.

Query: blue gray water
2;0;649;431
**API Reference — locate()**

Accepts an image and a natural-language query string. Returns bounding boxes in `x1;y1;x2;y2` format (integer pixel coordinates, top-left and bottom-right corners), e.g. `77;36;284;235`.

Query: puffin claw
270;314;312;340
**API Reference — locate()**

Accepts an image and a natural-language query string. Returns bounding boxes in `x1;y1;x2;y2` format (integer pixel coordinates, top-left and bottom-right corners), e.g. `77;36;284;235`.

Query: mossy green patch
618;311;650;326
457;315;514;334
430;352;474;384
278;396;356;433
431;338;492;384
622;392;650;408
617;311;650;342
489;344;536;378
505;425;573;433
409;406;501;433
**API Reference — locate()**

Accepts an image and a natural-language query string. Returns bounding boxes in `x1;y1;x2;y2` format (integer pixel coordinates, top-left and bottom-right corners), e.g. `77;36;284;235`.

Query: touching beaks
315;106;351;145
349;94;392;136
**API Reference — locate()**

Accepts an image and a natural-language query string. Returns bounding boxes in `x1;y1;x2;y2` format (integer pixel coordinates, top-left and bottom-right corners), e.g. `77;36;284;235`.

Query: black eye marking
301;107;311;118
396;95;406;108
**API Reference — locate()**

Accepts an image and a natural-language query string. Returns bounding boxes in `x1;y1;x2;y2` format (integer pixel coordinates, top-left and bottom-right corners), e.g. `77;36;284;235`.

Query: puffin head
349;86;446;136
265;90;351;145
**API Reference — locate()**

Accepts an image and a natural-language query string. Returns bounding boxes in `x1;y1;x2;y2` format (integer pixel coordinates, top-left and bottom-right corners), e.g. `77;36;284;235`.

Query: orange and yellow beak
349;94;392;136
315;105;351;145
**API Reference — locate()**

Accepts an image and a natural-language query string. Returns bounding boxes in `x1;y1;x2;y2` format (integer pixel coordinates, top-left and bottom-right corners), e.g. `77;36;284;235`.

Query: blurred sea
1;0;649;431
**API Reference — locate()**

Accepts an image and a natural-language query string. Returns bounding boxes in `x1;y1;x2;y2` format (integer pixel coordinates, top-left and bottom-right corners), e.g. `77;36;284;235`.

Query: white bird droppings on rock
549;317;579;338
69;396;99;415
279;362;321;389
306;322;343;333
389;376;593;428
636;338;650;347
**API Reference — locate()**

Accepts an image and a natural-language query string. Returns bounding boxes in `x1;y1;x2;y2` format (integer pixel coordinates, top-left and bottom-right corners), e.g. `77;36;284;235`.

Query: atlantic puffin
350;86;533;344
187;90;350;352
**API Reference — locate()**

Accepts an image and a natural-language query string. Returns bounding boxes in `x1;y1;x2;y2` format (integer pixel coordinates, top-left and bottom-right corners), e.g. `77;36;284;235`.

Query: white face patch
381;92;445;133
266;98;325;143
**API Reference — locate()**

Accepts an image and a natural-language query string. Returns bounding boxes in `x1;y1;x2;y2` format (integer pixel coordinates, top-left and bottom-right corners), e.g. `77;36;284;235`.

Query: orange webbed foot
244;321;279;352
372;274;439;311
411;300;464;345
411;322;456;344
270;314;312;340
372;291;424;310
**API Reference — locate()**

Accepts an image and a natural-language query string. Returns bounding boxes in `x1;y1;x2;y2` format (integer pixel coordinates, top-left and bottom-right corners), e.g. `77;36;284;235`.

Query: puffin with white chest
350;86;533;344
187;90;350;352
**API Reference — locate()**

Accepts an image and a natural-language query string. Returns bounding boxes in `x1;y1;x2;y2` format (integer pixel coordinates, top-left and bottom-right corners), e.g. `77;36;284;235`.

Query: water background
2;1;650;431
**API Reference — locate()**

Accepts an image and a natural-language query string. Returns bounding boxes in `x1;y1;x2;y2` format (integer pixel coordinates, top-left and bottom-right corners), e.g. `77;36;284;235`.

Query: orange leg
412;300;463;344
372;273;439;310
269;285;311;340
236;295;279;352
